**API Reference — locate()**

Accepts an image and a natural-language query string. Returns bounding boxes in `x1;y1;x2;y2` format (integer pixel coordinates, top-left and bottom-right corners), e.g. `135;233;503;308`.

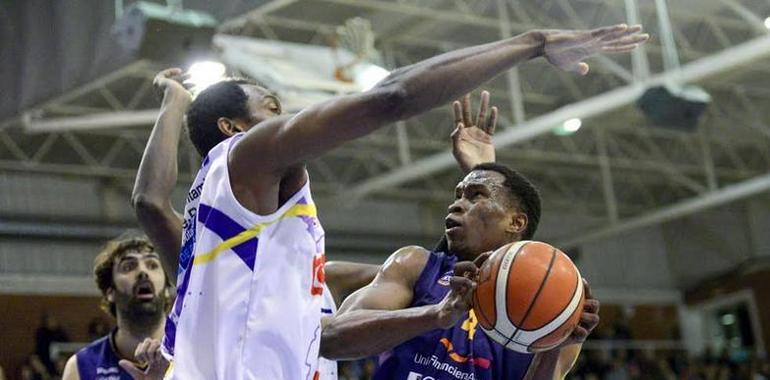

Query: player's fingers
572;326;589;342
591;23;627;38
580;312;601;328
604;32;650;47
158;68;182;78
473;251;492;268
486;107;498;135
453;101;463;127
582;278;593;298
454;261;479;278
476;90;489;127
450;123;463;140
584;299;601;314
602;44;642;53
119;360;146;379
449;275;474;294
148;340;162;363
462;94;473;127
134;339;149;363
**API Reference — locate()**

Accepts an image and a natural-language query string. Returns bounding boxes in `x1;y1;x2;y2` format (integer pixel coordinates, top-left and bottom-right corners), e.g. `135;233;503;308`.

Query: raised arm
231;25;648;183
131;68;191;281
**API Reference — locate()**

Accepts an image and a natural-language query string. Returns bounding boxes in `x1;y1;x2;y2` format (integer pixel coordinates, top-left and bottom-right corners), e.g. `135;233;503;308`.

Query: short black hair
471;162;542;240
186;78;257;157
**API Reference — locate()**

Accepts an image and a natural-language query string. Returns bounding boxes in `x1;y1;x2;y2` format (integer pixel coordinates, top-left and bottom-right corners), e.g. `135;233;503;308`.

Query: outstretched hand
451;90;498;173
542;24;649;75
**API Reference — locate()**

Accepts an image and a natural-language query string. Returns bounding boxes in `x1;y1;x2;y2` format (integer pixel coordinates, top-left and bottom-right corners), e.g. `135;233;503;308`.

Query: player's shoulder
62;354;81;380
380;246;431;284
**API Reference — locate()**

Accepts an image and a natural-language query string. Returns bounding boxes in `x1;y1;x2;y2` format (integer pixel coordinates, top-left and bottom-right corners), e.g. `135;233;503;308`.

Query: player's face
234;84;283;132
109;249;167;316
445;170;521;259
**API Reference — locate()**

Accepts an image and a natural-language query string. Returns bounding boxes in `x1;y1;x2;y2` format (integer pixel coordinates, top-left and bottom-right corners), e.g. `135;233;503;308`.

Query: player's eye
120;261;136;272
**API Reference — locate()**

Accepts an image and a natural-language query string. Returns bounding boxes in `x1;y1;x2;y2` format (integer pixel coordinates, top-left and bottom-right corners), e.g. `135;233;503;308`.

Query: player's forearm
525;349;562;380
376;31;543;120
131;92;189;208
320;304;442;360
525;344;582;380
131;92;188;279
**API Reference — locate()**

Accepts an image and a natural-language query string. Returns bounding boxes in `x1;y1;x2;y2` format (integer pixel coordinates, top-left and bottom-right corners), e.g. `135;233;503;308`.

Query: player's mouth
133;281;156;301
445;216;463;234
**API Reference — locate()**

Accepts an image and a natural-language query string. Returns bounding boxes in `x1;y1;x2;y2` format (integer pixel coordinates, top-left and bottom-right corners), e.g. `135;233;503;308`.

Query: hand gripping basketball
435;253;491;329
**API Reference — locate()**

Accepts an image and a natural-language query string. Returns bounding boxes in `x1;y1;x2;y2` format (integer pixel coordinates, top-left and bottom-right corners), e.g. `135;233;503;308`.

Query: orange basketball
472;241;585;353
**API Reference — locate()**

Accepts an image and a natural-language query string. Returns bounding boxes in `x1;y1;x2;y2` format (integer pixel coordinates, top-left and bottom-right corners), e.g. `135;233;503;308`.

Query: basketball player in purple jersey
320;92;601;379
62;237;172;380
127;23;645;378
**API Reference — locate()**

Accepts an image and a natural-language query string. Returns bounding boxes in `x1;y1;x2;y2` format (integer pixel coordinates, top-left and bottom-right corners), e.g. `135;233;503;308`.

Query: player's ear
217;117;241;136
508;211;528;237
106;288;115;303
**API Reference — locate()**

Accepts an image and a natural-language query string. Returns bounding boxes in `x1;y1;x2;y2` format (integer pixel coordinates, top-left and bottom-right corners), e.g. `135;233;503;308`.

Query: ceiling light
765;17;770;29
721;314;735;326
353;64;391;92
553;118;582;135
186;61;226;94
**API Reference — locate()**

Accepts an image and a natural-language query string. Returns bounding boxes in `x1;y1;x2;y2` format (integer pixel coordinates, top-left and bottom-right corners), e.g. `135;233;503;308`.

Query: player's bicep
337;246;429;314
338;272;413;313
231;87;405;176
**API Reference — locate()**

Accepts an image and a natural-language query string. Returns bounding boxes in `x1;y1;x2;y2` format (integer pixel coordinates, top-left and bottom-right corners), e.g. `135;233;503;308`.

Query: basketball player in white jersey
130;24;646;380
127;69;378;379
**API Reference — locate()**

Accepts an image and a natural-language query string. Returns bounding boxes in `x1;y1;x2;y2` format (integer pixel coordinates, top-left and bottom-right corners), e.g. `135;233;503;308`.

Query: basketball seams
474;250;502;330
504;247;557;349
528;274;584;350
494;241;527;338
514;252;580;333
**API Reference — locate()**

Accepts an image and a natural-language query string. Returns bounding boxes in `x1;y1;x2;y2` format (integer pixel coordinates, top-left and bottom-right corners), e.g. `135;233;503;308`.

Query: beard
113;289;168;334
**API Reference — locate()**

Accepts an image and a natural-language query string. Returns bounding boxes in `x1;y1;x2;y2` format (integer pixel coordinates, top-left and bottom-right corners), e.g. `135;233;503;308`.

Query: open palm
543;24;649;75
451;91;498;173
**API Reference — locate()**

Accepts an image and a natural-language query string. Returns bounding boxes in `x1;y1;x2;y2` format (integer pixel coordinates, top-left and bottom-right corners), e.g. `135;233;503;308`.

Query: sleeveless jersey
75;333;132;380
162;133;327;380
374;250;535;380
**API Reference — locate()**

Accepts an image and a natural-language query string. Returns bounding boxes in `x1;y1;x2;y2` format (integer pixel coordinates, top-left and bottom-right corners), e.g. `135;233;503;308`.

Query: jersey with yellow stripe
162;133;327;380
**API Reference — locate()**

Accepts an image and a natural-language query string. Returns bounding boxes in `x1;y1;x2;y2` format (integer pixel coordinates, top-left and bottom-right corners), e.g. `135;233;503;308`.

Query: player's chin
445;233;465;253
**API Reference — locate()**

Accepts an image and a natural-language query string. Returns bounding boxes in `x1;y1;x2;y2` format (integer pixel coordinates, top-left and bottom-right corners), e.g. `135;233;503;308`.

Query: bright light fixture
765;17;770;29
353;64;391;91
187;61;226;93
554;118;583;135
563;118;582;132
721;314;736;326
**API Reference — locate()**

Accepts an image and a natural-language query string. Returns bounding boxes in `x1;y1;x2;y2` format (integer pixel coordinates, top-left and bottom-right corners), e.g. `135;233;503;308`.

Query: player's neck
114;314;164;360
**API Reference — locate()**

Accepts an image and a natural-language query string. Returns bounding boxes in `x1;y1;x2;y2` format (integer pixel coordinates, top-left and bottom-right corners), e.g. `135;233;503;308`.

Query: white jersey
162;134;328;380
318;287;338;380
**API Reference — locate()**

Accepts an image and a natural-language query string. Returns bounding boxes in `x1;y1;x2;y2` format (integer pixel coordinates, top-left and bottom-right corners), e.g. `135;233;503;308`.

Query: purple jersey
75;332;133;380
374;250;534;380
